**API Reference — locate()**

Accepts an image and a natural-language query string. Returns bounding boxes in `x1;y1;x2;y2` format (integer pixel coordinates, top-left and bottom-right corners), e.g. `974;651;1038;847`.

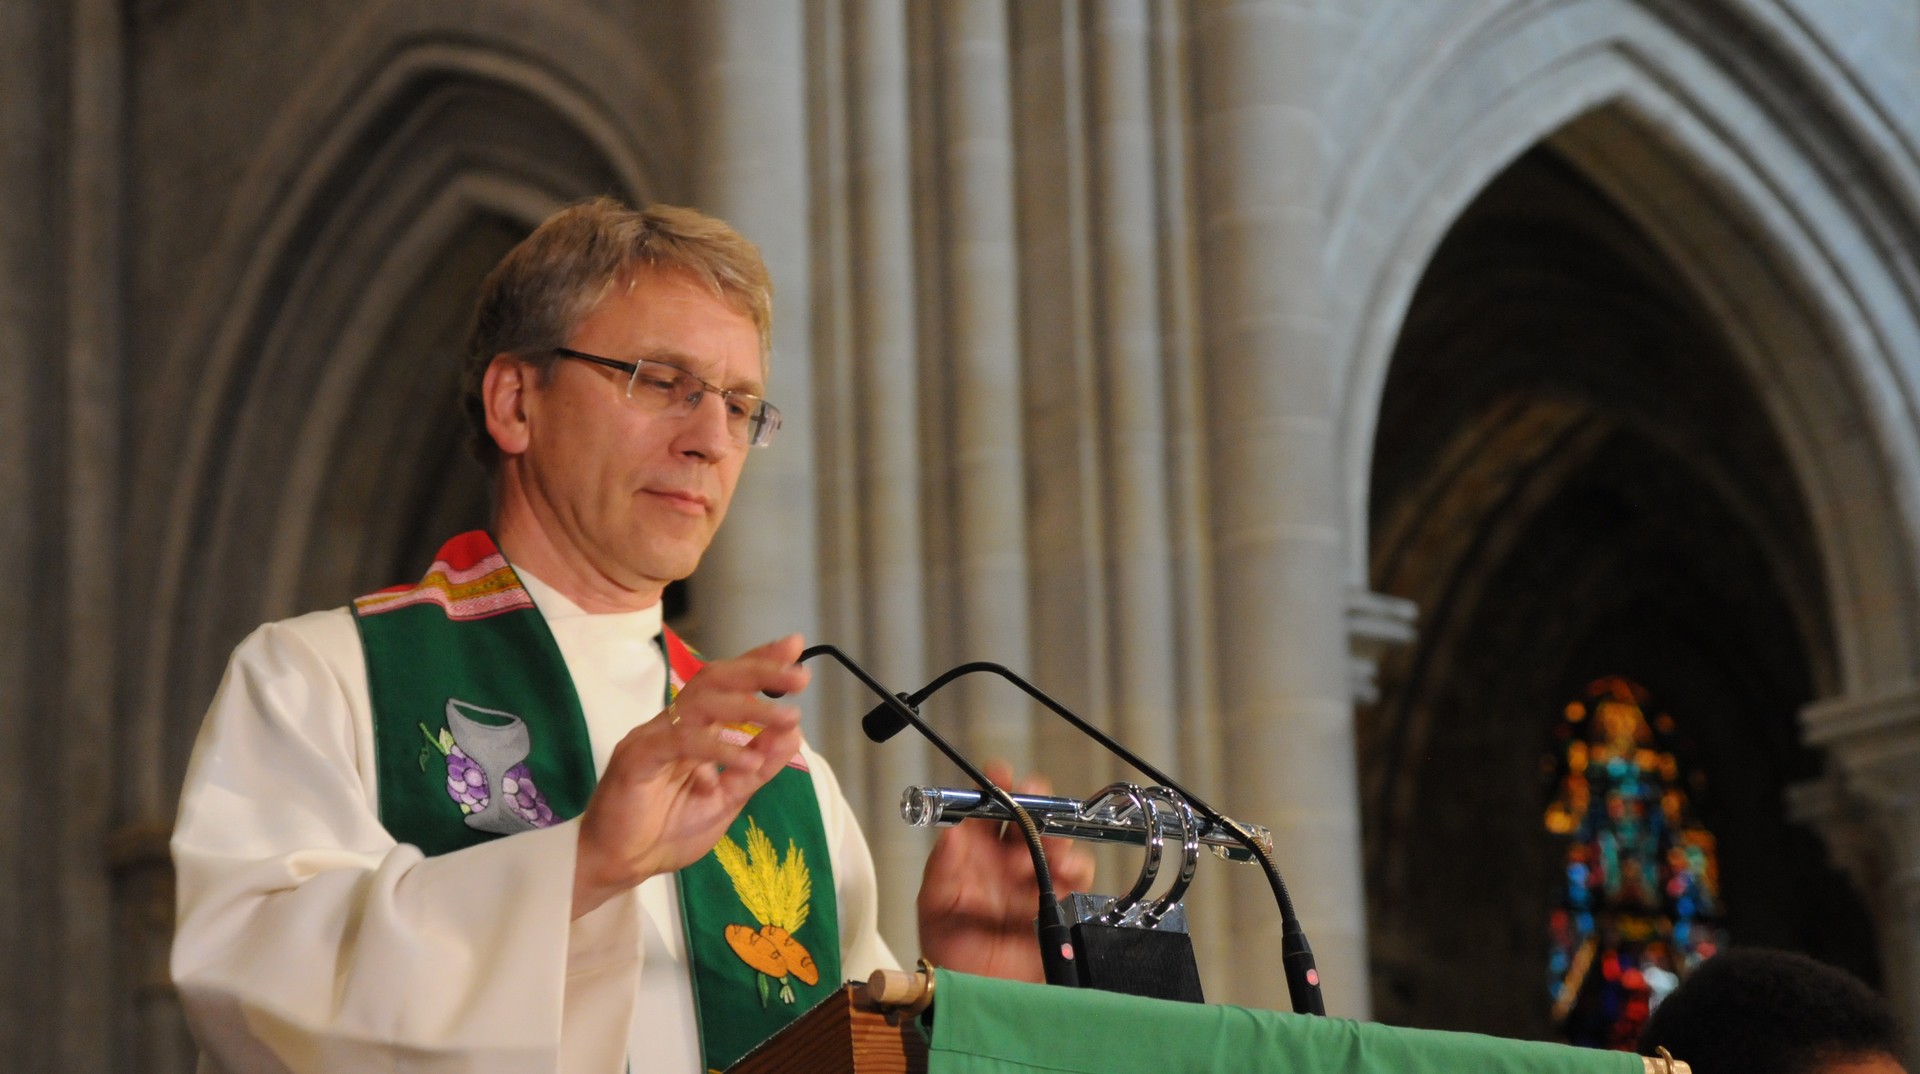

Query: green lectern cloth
924;970;1640;1074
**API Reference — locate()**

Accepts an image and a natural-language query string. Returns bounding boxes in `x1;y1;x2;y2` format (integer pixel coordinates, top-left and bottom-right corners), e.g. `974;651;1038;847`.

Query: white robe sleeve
170;613;640;1074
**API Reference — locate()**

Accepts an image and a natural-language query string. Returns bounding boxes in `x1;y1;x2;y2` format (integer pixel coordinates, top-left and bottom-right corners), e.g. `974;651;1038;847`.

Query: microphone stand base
1064;913;1206;1004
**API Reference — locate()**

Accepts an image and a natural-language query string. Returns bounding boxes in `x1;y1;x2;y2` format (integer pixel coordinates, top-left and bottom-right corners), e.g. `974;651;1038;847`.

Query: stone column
845;0;932;947
1801;687;1920;1068
1089;0;1179;769
1130;0;1244;987
1191;0;1371;1015
0;4;59;1067
689;1;822;676
65;0;133;1067
935;0;1033;766
1006;0;1106;794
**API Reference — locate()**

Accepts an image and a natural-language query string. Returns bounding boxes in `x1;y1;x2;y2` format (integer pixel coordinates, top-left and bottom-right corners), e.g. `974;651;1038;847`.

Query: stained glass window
1544;676;1725;1048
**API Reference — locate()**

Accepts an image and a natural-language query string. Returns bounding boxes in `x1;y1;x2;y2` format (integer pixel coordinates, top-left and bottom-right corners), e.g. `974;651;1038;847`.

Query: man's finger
684;655;811;700
1014;771;1054;797
658;682;801;733
982;759;1015;790
674;695;802;740
669;699;801;749
753;633;808;699
1056;844;1097;891
732;633;807;670
713;726;803;797
733;720;802;767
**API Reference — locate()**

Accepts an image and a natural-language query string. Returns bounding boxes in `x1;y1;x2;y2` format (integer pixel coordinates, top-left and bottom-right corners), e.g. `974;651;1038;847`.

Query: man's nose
675;392;736;458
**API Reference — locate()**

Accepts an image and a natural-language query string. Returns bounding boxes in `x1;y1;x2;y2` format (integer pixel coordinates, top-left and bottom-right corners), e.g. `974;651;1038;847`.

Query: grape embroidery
418;722;557;829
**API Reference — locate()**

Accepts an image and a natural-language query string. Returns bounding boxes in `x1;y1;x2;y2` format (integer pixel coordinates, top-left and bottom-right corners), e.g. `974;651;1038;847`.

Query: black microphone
798;644;1080;989
866;661;1326;1016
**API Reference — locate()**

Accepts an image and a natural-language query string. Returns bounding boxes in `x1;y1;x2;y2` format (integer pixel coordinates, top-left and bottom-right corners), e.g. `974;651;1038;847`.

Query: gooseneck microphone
864;661;1326;1016
798;644;1079;989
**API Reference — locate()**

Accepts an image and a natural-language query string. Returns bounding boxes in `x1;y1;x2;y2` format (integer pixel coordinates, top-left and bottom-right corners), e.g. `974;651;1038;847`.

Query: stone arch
134;17;671;792
1330;0;1920;698
1325;0;1920;1036
1360;148;1877;1034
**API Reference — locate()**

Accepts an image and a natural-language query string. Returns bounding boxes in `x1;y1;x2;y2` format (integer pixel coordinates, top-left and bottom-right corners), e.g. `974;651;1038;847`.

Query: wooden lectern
724;969;933;1074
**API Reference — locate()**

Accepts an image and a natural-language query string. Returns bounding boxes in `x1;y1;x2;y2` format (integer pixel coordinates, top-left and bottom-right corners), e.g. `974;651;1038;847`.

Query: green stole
352;531;841;1072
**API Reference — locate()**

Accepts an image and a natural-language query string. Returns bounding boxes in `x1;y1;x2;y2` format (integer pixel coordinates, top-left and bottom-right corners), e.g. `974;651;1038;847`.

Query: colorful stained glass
1544;676;1724;1049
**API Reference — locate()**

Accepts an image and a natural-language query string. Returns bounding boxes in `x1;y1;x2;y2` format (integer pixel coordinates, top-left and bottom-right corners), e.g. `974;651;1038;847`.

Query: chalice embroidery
418;698;557;833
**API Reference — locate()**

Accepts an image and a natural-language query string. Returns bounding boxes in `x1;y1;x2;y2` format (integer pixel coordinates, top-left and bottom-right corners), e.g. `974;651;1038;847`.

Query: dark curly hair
1639;948;1903;1074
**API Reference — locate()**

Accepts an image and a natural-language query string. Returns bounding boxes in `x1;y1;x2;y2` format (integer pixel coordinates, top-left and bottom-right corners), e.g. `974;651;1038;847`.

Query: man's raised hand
915;762;1098;982
571;634;810;918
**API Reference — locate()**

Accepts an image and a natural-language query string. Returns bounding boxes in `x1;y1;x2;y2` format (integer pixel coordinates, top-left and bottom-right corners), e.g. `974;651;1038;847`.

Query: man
1638;948;1906;1074
170;198;1092;1073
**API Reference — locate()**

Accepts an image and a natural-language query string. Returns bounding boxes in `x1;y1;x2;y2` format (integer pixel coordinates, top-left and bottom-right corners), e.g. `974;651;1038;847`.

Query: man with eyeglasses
170;198;1092;1074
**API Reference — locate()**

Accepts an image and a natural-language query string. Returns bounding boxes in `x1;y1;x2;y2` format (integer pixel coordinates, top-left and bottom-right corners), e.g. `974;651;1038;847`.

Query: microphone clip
1060;784;1208;1003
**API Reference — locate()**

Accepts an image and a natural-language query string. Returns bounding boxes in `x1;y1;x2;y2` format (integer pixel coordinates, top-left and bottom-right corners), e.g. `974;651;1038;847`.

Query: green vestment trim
354;532;594;856
679;766;842;1072
352;531;840;1073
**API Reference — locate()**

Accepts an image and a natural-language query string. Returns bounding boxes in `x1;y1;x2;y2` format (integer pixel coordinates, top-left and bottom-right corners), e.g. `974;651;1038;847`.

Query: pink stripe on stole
434;552;512;587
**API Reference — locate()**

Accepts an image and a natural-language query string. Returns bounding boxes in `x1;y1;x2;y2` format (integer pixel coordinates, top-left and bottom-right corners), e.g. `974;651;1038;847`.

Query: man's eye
725;397;753;420
635;372;680;395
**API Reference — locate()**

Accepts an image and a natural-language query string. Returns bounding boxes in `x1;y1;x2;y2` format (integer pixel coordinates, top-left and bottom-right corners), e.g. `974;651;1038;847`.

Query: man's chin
625;538;707;587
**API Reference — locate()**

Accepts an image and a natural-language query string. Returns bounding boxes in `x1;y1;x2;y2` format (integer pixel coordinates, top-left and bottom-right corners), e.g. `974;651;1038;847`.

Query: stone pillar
845;0;932;949
65;0;131;1068
935;0;1033;767
1140;0;1239;987
1088;0;1179;769
1006;0;1106;796
689;1;822;675
1800;687;1920;1069
1191;0;1371;1015
0;4;59;1068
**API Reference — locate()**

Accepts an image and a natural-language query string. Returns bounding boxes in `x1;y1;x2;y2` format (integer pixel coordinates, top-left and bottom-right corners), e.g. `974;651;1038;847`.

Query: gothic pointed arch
1327;0;1920;1038
136;25;669;788
1358;141;1880;1039
1332;0;1920;697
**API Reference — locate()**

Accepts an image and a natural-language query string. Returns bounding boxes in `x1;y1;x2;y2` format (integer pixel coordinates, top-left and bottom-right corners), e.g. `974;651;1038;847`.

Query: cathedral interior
8;1;1920;1071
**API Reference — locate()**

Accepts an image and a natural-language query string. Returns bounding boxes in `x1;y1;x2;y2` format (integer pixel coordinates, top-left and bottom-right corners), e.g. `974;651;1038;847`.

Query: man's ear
481;354;533;458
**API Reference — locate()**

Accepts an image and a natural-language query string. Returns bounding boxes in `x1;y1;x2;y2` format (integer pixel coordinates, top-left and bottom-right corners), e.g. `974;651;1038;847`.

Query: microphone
798;644;1079;989
865;662;1326;1016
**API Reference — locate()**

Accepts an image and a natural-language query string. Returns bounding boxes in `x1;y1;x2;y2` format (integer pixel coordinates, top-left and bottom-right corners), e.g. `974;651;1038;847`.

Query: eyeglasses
553;347;783;448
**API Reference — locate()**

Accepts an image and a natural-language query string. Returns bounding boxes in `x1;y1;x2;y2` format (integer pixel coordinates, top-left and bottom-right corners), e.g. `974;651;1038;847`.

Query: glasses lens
626;361;687;408
712;390;778;448
748;402;782;447
626;357;780;447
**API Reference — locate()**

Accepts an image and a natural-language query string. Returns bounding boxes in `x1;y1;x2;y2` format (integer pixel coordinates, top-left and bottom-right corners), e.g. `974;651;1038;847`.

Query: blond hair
461;197;773;469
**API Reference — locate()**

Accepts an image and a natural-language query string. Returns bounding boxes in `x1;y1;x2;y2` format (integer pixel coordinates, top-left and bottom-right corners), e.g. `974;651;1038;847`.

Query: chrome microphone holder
903;781;1237;1002
901;784;1273;865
